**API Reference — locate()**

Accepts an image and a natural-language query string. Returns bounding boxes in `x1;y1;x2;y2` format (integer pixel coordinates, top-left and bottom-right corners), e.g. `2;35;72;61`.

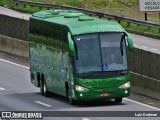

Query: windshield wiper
82;71;101;79
120;35;124;56
74;42;78;60
81;70;128;79
119;70;128;75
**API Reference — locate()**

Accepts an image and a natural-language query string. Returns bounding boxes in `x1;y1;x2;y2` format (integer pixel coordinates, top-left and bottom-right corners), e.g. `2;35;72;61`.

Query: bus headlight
119;82;130;89
75;85;89;91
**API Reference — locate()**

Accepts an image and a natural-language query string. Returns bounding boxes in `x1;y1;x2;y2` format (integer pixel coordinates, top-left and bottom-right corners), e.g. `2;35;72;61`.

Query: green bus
29;10;134;104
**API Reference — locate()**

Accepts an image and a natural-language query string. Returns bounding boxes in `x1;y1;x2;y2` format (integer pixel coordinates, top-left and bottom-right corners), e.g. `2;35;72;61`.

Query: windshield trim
73;32;128;77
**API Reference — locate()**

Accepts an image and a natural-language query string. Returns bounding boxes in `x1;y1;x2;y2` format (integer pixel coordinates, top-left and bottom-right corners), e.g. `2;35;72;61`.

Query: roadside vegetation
29;0;160;24
0;0;159;36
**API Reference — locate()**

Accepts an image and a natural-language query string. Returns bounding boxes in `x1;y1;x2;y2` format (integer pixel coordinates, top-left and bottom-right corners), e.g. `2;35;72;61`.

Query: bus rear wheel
115;98;122;103
40;80;44;95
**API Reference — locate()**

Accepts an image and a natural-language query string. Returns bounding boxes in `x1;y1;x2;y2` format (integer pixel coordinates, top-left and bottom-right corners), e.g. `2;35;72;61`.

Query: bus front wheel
67;89;77;105
115;98;122;103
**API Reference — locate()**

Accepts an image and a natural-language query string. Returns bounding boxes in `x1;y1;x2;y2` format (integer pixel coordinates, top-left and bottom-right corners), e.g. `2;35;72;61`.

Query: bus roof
31;10;125;35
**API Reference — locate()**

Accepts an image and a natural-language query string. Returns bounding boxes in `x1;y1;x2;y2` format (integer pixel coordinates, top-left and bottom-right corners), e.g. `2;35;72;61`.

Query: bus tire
43;81;50;97
40;77;50;97
115;98;122;103
67;89;77;105
40;79;44;96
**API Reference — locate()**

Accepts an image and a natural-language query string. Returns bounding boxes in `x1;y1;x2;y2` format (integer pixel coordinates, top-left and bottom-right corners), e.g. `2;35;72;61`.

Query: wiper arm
120;35;124;56
82;71;101;79
119;70;128;75
74;43;78;60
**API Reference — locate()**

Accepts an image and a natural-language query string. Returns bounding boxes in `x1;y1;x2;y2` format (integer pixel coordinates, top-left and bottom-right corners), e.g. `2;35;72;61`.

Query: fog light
125;90;128;94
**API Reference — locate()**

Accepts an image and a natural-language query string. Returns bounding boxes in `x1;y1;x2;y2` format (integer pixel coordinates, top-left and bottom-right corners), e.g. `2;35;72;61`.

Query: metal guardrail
9;0;160;33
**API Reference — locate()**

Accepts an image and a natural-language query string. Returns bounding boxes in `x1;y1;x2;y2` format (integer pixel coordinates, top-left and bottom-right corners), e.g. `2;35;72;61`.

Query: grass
120;21;159;35
28;0;160;24
0;0;159;36
0;0;48;13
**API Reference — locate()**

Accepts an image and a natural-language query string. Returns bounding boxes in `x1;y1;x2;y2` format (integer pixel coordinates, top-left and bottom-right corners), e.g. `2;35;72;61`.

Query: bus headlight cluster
75;85;89;91
119;82;130;89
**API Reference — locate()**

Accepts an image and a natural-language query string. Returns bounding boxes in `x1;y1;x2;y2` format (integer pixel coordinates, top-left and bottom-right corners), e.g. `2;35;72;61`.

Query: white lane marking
0;87;6;91
0;58;29;69
141;46;149;49
133;44;139;47
150;48;158;51
82;118;90;120
124;98;160;111
35;101;52;108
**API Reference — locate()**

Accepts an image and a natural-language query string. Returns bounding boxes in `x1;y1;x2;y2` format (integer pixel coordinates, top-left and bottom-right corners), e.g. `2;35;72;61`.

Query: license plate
100;93;109;96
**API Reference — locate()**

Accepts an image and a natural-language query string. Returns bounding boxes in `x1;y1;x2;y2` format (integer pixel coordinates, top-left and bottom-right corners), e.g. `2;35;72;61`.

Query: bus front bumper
74;88;130;101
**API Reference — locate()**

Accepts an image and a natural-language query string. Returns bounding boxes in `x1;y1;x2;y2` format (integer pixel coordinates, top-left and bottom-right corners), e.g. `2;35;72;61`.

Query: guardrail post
147;26;151;31
126;22;130;28
117;20;121;24
0;3;4;6
137;24;140;30
145;12;147;21
99;16;102;19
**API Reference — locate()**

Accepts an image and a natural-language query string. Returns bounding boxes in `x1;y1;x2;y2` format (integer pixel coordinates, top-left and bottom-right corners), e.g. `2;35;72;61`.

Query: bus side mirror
68;32;75;56
126;33;134;51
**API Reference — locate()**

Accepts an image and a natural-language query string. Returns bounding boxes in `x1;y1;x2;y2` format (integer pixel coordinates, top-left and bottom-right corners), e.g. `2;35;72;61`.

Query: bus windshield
74;33;128;76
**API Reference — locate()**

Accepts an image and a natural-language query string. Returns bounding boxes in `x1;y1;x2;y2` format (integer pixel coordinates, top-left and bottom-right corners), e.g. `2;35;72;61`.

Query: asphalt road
131;34;160;54
0;6;160;54
0;56;160;120
0;6;160;120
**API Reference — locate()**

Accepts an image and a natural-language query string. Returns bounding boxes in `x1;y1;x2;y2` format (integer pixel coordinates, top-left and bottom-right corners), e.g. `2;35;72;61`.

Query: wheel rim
40;80;43;94
68;90;72;103
43;82;46;94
